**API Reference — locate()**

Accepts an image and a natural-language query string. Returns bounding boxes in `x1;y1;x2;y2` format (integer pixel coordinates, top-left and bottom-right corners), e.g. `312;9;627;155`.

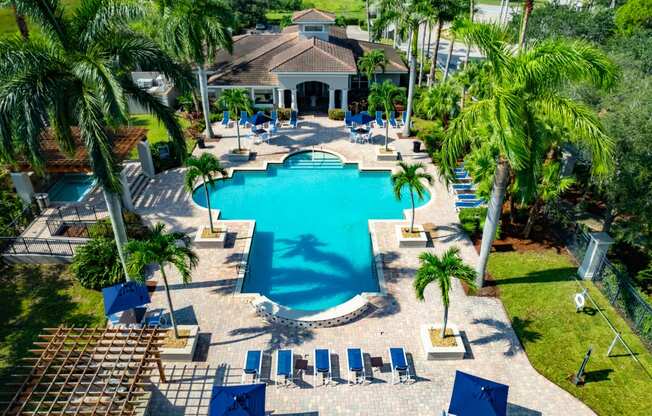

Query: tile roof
291;8;336;23
270;37;356;73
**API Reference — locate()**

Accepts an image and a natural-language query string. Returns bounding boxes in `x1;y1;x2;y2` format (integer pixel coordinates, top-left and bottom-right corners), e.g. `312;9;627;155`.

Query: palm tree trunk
523;198;540;239
402;28;417;137
191;90;201;114
441;305;449;338
12;3;29;40
428;19;443;87
366;0;372;42
426;22;432;58
160;266;180;339
518;0;533;50
410;189;416;233
103;189;131;280
385;110;390;150
393;22;398;48
203;181;215;233
476;159;510;287
197;66;214;138
235;113;242;151
418;23;427;86
443;35;456;80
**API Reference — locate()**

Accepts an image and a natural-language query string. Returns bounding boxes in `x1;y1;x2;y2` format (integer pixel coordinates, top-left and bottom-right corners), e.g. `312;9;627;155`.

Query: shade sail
209;384;266;416
102;281;151;315
448;371;509;416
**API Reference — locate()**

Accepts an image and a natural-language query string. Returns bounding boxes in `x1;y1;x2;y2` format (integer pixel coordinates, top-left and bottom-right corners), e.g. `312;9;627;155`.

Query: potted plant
217;88;253;161
185;154;228;247
392;162;433;247
414;247;475;360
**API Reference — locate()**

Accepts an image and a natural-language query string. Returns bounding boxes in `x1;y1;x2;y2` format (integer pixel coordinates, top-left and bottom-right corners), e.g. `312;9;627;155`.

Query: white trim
273;71;357;75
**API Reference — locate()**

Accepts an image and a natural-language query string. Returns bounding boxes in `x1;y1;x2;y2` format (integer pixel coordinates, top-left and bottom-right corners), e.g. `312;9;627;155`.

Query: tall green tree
1;0;29;39
184;153;227;233
392;162;434;233
414;247;476;337
217;88;253;151
0;0;192;278
158;0;234;139
416;80;460;128
357;50;388;84
368;80;406;150
126;223;198;339
440;23;617;287
427;0;467;87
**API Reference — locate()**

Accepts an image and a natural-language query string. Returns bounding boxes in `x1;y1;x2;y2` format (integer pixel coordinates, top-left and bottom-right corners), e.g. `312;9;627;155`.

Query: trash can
413;140;421;153
197;138;206;149
35;193;50;210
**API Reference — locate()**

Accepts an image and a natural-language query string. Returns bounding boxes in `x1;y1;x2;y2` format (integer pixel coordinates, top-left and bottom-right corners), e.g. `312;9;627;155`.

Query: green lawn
0;265;105;386
268;0;366;22
129;114;190;145
488;250;652;416
0;0;80;38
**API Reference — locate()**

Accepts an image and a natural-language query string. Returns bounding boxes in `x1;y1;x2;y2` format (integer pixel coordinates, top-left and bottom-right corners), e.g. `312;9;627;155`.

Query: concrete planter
395;224;428;248
160;324;200;362
420;324;466;360
194;225;227;248
228;148;251;161
376;147;399;161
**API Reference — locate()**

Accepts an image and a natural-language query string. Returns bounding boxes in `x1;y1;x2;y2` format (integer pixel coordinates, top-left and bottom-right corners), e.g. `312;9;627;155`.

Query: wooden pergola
1;327;166;416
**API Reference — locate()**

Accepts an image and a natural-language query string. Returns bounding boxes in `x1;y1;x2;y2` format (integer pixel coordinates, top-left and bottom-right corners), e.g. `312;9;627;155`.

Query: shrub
277;108;291;120
334;15;347;27
416;122;444;156
71;237;125;290
328;108;345;120
458;207;501;239
88;211;150;240
209;113;222;123
151;141;182;172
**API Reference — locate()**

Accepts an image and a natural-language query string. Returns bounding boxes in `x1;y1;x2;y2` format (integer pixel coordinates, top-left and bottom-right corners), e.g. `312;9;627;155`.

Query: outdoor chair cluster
241;346;414;387
104;281;168;329
450;163;484;210
344;110;406;130
221;110;299;144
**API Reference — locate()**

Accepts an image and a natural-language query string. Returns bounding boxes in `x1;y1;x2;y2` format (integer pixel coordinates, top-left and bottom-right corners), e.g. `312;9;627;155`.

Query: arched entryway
296;81;330;114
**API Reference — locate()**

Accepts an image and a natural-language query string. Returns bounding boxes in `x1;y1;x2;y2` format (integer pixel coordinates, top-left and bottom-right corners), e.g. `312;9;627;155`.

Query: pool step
285;159;344;169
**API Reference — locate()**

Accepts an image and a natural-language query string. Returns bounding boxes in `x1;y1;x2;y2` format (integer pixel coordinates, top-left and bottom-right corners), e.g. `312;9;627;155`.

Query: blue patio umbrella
448;371;509;416
102;281;150;316
350;112;374;125
248;112;271;126
209;384;265;416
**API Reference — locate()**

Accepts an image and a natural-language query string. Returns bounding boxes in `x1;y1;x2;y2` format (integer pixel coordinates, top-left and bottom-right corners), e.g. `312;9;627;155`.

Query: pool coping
190;148;437;327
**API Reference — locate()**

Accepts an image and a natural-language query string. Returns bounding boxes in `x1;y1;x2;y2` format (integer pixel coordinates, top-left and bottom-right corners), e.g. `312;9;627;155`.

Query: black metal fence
53;204;106;222
545;204;652;345
0;237;86;257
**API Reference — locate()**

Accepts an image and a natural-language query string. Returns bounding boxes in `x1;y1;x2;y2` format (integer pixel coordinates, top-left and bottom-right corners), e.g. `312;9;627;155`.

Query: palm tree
522;161;575;239
392;162;434;233
374;0;426;137
217;88;253;152
158;0;234;139
414;247;476;337
184;154;227;233
126;223;199;339
357;50;388;84
427;0;467;87
518;0;534;49
443;17;469;80
1;1;29;39
368;80;406;150
440;23;617;287
415;81;460;129
0;0;193;278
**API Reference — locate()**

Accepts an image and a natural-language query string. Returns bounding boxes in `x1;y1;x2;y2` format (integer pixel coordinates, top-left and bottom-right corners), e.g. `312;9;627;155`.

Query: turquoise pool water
48;174;96;202
193;151;430;311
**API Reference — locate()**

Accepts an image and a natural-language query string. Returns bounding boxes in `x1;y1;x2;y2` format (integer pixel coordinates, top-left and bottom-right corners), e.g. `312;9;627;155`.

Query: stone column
341;89;348;110
328;87;335;110
578;232;614;280
272;88;278;106
250;88;256;102
278;89;285;108
291;89;298;112
119;168;135;211
137;139;156;178
10;172;35;205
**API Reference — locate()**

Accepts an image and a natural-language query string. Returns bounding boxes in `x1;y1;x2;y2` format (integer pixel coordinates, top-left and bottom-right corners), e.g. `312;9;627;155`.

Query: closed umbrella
209;384;265;416
448;371;509;416
248;112;271;126
102;281;150;315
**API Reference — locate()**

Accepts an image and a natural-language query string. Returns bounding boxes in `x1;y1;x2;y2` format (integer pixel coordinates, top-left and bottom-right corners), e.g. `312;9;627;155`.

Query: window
303;25;323;32
351;75;369;90
254;89;274;105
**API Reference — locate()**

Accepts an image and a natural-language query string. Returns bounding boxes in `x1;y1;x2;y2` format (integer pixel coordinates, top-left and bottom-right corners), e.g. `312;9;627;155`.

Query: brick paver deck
136;117;594;415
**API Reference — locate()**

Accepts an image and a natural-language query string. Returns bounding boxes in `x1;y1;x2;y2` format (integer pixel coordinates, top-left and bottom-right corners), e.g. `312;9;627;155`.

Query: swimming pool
193;151;430;311
48;174;96;203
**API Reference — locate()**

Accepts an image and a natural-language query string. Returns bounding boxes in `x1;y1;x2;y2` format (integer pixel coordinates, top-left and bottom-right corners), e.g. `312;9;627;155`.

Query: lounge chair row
344;111;406;129
242;346;414;387
220;110;299;129
451;164;485;210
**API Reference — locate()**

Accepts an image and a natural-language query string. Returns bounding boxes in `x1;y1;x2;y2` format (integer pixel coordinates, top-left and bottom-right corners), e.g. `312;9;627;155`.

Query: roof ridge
222;33;297;72
292;8;336;22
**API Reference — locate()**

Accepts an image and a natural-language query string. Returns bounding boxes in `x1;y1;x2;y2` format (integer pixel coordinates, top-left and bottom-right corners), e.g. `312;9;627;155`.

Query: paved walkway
136;117;594;415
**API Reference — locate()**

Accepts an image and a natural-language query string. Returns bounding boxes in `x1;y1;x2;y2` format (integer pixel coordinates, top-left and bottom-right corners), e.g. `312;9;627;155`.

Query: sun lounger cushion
390;348;407;371
244;351;261;374
347;348;363;371
277;350;292;376
315;349;329;372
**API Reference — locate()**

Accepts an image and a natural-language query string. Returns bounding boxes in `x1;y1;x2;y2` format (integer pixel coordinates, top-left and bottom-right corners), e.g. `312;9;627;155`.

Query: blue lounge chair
457;193;478;200
289;110;298;128
402;111;407;127
242;350;262;383
452;183;474;191
456;199;484;209
107;312;122;326
389;347;413;384
389;111;398;128
144;308;168;327
347;348;366;385
345;111;353;127
239;111;249;127
455;171;471;180
314;349;331;386
375;111;384;128
275;349;294;386
220;111;230;127
271;111;279;126
454;167;468;175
